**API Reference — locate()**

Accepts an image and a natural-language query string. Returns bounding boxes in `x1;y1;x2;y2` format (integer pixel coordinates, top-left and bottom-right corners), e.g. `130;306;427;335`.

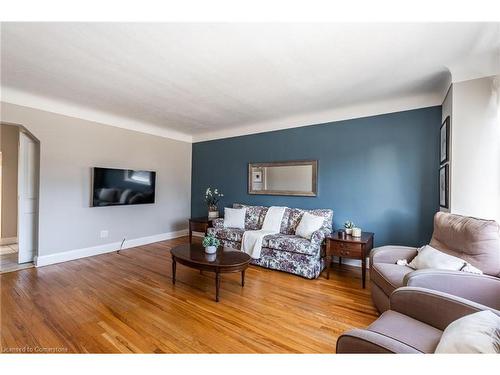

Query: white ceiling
1;23;499;142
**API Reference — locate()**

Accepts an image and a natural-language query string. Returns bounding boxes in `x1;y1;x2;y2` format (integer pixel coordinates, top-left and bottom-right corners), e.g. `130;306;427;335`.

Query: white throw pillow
295;212;324;240
223;207;246;229
435;310;500;353
408;245;483;274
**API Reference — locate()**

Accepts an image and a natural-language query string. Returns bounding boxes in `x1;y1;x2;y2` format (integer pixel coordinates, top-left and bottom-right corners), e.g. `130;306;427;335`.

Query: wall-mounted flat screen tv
92;167;156;207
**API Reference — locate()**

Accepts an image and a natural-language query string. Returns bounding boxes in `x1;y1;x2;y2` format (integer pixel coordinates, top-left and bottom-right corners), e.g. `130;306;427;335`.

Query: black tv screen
92;167;156;207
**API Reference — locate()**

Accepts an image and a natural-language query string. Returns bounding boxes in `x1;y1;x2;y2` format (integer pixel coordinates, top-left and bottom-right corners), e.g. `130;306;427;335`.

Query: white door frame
12;125;40;264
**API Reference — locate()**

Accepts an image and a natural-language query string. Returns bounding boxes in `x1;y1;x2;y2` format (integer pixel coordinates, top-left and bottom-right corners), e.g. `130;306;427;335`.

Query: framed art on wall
440;116;450;164
439;164;449;208
252;170;263;183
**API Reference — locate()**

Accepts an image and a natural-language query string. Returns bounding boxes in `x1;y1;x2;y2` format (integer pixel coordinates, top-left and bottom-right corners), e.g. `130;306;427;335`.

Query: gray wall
192;106;441;247
1;102;192;257
0;124;19;239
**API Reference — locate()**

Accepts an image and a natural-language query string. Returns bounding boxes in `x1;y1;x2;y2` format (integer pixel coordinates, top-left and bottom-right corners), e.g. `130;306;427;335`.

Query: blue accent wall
192;106;441;247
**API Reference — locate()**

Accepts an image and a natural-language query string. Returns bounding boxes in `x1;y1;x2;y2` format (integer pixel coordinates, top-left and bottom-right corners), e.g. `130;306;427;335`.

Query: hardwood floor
1;236;378;353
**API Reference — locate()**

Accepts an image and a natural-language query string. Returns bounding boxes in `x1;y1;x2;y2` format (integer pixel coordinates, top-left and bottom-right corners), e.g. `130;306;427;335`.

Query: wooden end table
325;231;374;288
171;243;251;302
188;217;220;243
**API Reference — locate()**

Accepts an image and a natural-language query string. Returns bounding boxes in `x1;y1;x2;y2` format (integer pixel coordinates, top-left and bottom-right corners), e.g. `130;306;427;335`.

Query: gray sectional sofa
370;212;500;312
207;203;333;279
336;286;500;353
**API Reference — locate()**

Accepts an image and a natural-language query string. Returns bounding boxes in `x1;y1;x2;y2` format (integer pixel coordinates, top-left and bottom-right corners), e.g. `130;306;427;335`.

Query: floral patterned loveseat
207;203;333;279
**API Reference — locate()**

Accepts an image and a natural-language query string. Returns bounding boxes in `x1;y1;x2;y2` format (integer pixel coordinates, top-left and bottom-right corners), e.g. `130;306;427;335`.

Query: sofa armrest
370;245;418;265
404;269;500;310
390;287;499;331
310;228;331;248
212;218;224;229
336;329;420;353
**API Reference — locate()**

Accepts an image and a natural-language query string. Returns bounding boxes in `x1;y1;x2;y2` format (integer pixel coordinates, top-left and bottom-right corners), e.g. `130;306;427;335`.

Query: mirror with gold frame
248;160;317;197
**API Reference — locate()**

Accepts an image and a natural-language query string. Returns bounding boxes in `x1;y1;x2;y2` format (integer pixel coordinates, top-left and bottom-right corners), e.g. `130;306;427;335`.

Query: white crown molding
448;51;500;84
192;92;443;142
34;229;188;267
2;86;446;144
1;86;193;143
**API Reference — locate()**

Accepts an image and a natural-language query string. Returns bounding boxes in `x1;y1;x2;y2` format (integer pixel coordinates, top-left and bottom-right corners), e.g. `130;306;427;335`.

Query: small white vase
205;245;217;254
205;253;217;262
352;228;362;237
345;228;353;235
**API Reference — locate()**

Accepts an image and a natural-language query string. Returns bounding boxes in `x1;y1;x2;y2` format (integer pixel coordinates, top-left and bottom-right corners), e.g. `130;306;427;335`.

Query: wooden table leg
326;255;331;279
362;257;366;288
189;225;193;244
215;272;221;302
172;257;176;285
241;270;245;287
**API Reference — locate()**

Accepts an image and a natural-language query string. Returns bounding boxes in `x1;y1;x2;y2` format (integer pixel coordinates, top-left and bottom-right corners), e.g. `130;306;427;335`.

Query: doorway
0;123;40;274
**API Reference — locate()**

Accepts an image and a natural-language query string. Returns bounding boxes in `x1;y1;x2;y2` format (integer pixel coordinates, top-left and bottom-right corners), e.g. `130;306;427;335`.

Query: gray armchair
336;287;500;353
370;212;500;312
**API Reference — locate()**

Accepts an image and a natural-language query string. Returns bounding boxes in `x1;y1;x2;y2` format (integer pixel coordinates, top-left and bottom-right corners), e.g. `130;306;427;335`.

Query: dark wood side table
325;231;374;288
188;217;220;243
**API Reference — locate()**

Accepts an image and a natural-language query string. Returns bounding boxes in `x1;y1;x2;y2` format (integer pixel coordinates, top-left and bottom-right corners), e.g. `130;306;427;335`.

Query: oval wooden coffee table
170;243;251;302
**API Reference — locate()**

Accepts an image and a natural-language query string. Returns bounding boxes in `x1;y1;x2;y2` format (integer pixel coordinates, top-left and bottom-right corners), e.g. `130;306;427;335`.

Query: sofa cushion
233;203;267;230
371;263;414;297
234;204;332;235
262;234;317;256
435;310;500;353
210;229;320;256
430;212;500;277
234;203;292;233
208;227;245;243
223;207;246;229
286;208;333;235
296;212;325;239
408;245;469;272
368;311;442;353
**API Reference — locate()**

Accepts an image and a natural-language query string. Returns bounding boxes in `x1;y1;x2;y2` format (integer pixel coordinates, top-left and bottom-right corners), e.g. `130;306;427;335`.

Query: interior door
18;132;38;263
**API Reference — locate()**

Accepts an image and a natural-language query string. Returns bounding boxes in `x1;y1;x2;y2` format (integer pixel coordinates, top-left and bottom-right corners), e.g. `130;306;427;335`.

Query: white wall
450;75;500;221
0;124;19;239
1;102;192;264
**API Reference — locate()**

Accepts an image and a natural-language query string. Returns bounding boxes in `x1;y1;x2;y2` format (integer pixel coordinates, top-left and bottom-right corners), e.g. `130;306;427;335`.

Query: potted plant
202;234;220;254
344;220;354;235
205;187;224;219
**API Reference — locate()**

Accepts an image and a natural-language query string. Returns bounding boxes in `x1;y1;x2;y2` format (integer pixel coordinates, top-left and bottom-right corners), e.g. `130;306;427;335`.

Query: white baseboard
0;237;18;245
34;229;188;267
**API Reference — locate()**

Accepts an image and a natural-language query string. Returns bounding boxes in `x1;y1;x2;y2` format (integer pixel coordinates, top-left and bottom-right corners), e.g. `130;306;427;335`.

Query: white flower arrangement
205;187;224;207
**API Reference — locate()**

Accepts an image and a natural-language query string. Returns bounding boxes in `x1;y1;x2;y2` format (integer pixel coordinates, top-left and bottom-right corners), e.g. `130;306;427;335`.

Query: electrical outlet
100;230;109;239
